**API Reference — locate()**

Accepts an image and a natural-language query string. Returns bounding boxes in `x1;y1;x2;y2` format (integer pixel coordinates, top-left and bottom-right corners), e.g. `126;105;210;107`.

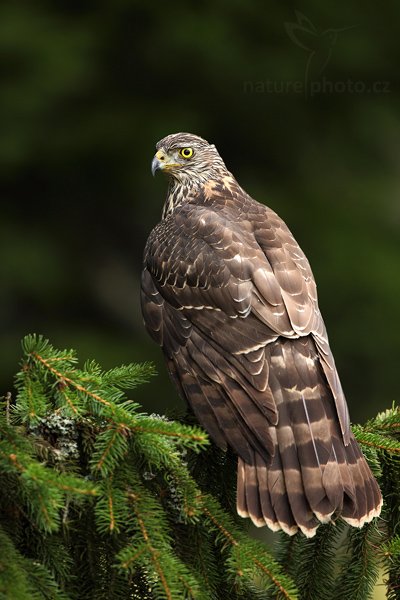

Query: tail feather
236;338;382;536
270;385;319;535
331;435;357;505
353;437;382;517
341;437;382;525
243;462;265;527
266;437;298;535
254;452;280;531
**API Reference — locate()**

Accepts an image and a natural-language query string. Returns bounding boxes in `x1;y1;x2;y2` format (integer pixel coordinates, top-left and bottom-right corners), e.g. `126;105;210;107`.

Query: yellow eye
179;147;193;159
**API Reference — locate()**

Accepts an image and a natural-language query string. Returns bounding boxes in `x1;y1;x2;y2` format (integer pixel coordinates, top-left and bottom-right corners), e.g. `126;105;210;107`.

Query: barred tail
236;338;382;537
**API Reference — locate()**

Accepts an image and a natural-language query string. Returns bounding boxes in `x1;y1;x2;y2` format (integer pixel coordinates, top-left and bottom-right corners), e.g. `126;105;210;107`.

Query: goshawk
141;132;382;537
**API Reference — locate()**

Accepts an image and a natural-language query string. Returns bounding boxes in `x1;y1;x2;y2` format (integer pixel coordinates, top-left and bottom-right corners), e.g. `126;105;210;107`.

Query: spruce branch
0;525;68;600
353;424;400;454
118;479;206;599
365;405;400;433
201;495;298;599
333;520;382;600
277;520;345;600
383;536;400;600
2;334;400;599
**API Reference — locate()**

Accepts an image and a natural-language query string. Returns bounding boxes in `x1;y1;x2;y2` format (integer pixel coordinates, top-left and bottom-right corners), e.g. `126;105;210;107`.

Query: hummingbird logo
285;12;356;95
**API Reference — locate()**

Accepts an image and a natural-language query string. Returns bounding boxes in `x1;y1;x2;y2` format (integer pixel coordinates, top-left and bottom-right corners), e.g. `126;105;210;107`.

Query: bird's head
151;132;226;183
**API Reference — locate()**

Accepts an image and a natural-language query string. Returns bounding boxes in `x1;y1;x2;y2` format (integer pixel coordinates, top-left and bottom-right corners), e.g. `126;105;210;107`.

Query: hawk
141;132;382;537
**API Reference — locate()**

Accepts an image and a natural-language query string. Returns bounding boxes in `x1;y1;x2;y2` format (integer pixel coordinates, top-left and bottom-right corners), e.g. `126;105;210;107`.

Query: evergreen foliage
0;335;399;599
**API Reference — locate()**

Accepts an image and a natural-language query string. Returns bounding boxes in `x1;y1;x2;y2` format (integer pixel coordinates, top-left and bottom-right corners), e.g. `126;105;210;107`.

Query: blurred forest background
1;1;399;424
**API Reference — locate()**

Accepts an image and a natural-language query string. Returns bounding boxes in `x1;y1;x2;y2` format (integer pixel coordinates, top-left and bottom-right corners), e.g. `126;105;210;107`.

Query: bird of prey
141;132;382;537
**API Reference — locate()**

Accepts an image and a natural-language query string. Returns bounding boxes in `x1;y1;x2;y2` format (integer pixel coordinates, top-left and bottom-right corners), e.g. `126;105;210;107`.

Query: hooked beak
151;149;168;176
151;155;161;176
151;149;180;176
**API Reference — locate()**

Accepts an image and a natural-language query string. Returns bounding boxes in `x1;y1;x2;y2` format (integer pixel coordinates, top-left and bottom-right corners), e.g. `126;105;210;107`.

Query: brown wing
141;182;382;535
247;196;351;444
141;183;349;457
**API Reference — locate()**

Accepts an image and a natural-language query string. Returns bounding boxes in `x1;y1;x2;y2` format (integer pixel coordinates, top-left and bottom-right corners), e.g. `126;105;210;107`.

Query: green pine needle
0;334;399;599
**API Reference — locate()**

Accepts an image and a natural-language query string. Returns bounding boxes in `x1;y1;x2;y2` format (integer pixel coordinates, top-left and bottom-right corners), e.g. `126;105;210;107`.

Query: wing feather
142;185;351;465
141;172;382;535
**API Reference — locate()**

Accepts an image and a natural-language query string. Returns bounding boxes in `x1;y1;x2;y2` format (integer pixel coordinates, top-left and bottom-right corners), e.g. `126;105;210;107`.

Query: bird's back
142;133;382;536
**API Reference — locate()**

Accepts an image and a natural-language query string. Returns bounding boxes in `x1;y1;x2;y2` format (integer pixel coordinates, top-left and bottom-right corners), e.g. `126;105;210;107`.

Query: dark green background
1;1;399;422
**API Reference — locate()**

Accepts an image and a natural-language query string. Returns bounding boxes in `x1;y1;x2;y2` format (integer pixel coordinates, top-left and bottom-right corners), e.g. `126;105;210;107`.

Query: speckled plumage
141;132;382;536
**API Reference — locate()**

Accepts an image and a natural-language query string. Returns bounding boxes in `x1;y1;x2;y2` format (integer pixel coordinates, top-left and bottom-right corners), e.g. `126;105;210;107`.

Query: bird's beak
151;150;171;177
151;149;180;176
151;153;162;177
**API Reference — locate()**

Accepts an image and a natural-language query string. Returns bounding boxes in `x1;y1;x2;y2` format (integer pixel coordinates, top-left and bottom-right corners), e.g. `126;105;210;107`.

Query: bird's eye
179;147;193;159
